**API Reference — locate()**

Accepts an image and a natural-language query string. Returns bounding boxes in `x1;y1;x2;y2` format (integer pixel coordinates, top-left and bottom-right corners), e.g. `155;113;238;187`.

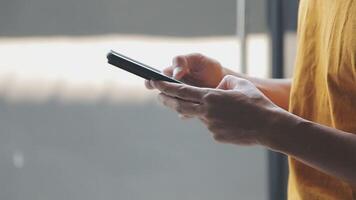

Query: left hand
150;75;288;146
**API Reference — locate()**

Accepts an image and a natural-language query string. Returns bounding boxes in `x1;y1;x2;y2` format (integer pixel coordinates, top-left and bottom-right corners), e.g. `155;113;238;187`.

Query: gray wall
0;0;298;37
0;0;237;37
0;99;267;200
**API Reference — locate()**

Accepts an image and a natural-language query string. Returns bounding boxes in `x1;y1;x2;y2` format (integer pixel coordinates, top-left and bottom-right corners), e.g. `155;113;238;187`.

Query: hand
145;53;225;89
150;75;291;146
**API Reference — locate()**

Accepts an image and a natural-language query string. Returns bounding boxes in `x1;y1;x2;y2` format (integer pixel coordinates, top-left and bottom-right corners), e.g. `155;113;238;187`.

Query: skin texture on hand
223;68;292;110
147;75;356;186
148;75;291;146
145;53;291;110
145;53;224;89
144;53;294;139
144;53;356;185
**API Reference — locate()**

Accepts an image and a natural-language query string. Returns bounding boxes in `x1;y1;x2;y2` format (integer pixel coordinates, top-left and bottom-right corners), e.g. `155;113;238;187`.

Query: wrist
261;108;306;152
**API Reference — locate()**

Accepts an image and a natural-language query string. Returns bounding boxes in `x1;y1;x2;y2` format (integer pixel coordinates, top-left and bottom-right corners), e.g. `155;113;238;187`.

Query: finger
151;80;207;103
173;67;187;80
144;80;154;89
199;117;209;124
158;93;204;116
216;75;242;90
163;66;174;77
163;66;188;80
178;114;194;120
172;56;189;79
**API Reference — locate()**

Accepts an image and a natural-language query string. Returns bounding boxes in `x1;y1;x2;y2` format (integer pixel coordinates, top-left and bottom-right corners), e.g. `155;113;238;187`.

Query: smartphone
107;50;182;84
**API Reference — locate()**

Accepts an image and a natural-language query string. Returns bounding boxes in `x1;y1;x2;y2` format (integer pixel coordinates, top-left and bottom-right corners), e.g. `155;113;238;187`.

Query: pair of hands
145;54;288;146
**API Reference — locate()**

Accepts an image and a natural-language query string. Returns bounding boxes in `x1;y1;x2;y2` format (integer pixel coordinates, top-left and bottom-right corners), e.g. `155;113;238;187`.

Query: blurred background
0;0;298;199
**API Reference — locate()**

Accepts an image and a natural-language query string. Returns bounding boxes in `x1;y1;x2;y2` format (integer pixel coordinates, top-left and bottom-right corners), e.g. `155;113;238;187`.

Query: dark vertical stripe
267;0;288;200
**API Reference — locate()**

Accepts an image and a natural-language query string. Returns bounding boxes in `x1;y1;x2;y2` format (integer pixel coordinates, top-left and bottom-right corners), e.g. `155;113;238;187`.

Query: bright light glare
0;35;239;103
0;34;268;103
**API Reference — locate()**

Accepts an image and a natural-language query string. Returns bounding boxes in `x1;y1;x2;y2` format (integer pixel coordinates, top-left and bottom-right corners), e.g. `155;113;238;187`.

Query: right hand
145;53;225;89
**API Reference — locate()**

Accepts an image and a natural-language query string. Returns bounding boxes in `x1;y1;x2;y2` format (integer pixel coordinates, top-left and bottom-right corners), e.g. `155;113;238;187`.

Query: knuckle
175;105;184;114
160;96;169;106
177;86;189;97
174;55;186;65
172;100;180;111
202;91;219;103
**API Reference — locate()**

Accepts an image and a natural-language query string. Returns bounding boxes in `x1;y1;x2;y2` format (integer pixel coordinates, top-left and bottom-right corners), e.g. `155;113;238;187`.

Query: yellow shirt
288;0;356;199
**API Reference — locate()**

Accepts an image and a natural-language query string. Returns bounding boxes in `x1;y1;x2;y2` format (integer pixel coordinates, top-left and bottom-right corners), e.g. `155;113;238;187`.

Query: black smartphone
107;50;182;84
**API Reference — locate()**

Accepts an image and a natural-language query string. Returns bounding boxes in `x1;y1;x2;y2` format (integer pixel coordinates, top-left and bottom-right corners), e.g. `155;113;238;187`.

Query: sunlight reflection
0;35;268;103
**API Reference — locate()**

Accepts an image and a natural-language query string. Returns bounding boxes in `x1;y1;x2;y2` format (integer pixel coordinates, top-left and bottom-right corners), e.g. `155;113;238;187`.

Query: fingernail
173;67;183;79
150;80;155;87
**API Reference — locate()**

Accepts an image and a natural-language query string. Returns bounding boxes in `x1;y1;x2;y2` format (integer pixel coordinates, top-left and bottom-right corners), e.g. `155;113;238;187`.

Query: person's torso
288;0;356;199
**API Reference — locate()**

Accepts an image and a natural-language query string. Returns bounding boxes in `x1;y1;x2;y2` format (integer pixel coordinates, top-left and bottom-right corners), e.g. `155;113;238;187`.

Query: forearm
268;112;356;185
223;68;291;110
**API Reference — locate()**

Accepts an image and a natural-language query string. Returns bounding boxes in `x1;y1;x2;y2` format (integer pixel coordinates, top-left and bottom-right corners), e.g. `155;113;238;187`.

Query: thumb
216;75;241;90
173;67;189;80
172;56;189;80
